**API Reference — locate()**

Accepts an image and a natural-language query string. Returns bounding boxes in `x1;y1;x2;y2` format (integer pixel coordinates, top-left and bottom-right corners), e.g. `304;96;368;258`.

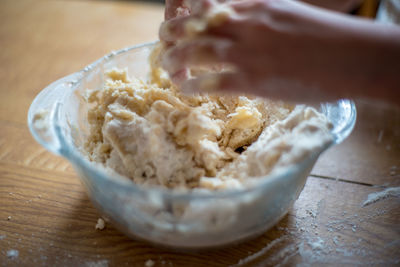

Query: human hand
165;0;190;20
160;0;338;102
160;0;400;103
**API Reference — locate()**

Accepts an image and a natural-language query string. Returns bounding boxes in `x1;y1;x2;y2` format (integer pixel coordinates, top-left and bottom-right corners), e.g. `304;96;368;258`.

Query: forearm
282;1;400;102
323;18;400;102
342;24;400;102
300;0;362;12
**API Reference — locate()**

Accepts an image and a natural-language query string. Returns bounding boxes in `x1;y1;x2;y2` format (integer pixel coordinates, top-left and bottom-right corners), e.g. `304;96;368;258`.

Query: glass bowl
27;42;356;249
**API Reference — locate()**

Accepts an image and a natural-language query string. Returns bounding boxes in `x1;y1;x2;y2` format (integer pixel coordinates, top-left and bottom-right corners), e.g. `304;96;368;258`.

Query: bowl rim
29;41;357;200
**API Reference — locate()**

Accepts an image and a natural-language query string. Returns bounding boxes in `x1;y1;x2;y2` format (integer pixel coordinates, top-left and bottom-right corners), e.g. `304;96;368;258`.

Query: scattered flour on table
230;236;288;266
231;190;399;266
7;249;19;259
362;186;400;207
308;237;325;250
86;260;109;267
0;234;6;240
389;165;398;176
145;259;155;267
332;236;340;246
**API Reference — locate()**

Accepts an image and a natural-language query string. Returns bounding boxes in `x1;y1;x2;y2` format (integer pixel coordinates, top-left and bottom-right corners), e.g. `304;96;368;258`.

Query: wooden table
1;0;399;266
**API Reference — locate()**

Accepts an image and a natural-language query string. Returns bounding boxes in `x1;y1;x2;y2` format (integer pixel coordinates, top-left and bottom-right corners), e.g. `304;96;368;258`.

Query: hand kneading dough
84;61;333;191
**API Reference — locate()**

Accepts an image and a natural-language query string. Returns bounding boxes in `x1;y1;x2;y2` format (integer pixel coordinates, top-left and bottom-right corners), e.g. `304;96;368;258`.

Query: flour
362;186;400;207
86;260;109;267
7;249;19;259
145;259;155;267
230;236;288;267
308;237;325;250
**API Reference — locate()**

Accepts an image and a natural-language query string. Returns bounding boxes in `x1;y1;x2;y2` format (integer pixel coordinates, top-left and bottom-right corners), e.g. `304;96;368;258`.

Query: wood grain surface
0;0;399;266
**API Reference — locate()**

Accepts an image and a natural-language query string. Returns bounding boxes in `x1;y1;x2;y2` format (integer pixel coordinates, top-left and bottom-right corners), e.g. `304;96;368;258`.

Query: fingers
161;0;238;43
185;0;216;15
165;0;186;20
230;0;272;12
160;16;237;43
180;72;337;103
164;0;214;20
180;73;305;103
170;68;191;85
180;72;248;95
160;5;222;42
161;38;235;75
159;16;192;43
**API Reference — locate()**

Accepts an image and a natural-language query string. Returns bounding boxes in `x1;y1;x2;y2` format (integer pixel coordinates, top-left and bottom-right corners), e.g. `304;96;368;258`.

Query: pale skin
301;0;362;13
160;0;400;104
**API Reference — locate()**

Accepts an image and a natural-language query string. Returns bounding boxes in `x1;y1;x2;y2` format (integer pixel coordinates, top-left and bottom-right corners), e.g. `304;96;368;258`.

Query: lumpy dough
84;67;333;191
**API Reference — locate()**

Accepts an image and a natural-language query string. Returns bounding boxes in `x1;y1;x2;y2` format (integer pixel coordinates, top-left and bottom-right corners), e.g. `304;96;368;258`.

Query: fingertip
159;16;190;43
165;0;187;20
160;47;178;74
185;0;214;15
159;21;177;43
170;68;190;85
159;21;169;42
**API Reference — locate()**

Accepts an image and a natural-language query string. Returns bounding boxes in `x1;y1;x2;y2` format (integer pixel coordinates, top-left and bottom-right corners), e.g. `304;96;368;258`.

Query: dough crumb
7;216;11;221
95;218;105;230
145;259;155;267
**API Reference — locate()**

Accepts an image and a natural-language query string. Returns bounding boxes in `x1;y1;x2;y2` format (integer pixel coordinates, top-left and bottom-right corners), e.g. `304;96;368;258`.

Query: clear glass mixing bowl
27;41;356;249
